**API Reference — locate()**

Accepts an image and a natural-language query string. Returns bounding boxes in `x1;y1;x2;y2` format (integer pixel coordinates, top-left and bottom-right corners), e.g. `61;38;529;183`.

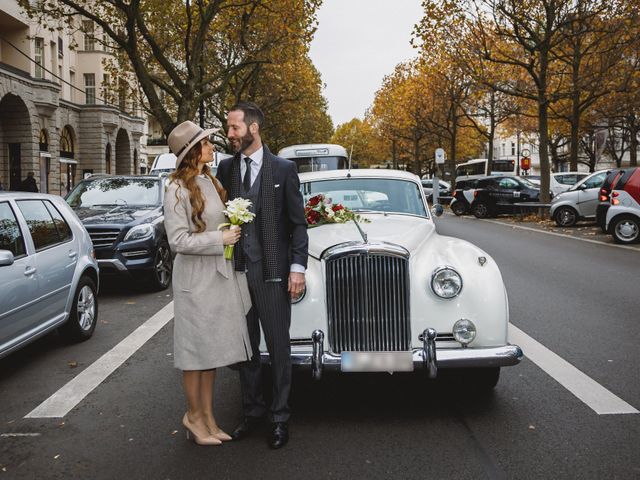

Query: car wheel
148;239;173;290
451;201;467;216
611;215;640;244
554;206;578;227
472;202;490;219
58;276;98;342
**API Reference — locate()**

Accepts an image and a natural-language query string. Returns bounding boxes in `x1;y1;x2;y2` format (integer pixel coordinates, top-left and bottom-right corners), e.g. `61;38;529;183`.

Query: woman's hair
169;140;227;233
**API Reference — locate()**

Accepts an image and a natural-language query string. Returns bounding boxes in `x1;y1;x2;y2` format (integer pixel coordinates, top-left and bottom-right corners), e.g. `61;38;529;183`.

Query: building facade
0;1;145;195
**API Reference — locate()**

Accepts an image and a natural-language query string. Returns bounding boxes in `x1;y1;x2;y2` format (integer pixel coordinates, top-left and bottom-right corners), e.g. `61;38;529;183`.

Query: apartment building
0;1;145;195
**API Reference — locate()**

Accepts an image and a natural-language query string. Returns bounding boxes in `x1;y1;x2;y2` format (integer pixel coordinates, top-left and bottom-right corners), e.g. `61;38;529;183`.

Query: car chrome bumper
260;329;523;380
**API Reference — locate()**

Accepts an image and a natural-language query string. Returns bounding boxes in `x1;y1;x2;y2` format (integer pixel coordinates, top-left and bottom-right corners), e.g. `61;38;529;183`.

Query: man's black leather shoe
268;422;289;449
231;416;263;440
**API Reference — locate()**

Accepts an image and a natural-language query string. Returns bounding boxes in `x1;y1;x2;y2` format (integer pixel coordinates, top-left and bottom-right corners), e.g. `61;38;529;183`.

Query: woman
164;121;252;446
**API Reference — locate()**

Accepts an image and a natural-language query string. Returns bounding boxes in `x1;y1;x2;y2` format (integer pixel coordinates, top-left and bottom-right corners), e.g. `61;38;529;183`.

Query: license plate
341;351;414;372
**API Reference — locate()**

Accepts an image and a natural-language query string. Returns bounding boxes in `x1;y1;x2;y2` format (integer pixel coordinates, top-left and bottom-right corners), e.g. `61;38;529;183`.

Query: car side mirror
0;250;15;267
579;184;587;190
431;204;444;217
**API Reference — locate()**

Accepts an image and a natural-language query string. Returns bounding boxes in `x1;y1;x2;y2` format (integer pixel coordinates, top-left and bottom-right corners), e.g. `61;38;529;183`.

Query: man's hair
229;101;264;128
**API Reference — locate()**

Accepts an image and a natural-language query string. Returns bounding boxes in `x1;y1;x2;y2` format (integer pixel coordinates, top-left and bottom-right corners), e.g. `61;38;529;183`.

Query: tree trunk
569;94;580;171
629;114;639;167
538;100;551;204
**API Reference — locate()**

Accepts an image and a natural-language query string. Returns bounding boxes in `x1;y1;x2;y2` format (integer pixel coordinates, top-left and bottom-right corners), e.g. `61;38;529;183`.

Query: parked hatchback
605;167;640;244
550;170;608;227
0;192;99;359
66;175;172;290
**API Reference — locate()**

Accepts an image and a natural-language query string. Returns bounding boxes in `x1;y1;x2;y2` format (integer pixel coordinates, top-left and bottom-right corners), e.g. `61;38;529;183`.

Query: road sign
435;148;445;164
521;148;530;157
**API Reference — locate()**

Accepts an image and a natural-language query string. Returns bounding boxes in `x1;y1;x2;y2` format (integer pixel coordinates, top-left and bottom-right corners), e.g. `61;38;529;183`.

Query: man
217;101;308;449
21;172;38;192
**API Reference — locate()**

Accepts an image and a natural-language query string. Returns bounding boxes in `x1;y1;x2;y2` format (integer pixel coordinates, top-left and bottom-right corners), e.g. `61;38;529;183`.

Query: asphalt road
1;217;639;479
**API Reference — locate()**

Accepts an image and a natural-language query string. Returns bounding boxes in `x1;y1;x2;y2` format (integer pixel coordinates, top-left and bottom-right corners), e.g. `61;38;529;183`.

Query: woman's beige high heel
210;428;232;442
183;414;222;446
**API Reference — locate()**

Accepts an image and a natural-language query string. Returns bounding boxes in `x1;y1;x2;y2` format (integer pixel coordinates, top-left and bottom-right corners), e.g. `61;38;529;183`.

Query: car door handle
68;251;78;259
24;266;37;276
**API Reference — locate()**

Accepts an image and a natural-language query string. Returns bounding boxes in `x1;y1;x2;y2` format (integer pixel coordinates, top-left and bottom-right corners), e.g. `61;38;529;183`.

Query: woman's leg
200;369;231;440
183;370;220;443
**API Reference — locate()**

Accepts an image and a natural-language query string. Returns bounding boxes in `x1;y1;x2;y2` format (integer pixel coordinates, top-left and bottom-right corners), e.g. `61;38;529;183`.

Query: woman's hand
222;225;241;245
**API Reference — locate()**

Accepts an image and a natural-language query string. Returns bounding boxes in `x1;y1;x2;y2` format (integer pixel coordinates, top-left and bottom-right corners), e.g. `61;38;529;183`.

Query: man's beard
232;130;255;153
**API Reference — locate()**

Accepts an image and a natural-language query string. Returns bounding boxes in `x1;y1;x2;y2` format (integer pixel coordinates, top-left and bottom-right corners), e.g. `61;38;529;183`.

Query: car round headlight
430;266;463;298
291;285;306;304
453;318;476;345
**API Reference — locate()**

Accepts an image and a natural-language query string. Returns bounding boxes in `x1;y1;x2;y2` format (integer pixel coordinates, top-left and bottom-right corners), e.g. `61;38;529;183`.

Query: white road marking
478;216;640;252
25;302;174;419
21;296;638;418
0;433;42;437
509;324;639;415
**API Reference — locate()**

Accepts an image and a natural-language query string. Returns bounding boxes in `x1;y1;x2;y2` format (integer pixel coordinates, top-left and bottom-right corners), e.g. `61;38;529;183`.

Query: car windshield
300;178;428;217
518;177;539;188
66;178;161;208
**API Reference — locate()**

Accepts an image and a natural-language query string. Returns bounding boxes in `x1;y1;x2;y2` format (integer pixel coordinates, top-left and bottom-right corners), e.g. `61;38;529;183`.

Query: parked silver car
549;170;608;227
0;192;99;359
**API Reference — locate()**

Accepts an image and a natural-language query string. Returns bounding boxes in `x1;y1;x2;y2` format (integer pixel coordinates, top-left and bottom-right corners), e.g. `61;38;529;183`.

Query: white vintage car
260;169;523;388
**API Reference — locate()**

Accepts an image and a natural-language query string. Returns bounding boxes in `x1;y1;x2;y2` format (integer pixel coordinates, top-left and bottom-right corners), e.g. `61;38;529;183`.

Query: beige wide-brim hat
168;120;219;168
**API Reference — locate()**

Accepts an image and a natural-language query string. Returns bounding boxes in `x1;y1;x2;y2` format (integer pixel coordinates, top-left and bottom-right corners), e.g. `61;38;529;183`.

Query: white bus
454;158;517;182
278;144;348;173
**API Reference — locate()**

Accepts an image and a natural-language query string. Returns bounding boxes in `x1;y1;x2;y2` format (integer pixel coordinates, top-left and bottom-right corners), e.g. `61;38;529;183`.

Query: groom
217;101;308;449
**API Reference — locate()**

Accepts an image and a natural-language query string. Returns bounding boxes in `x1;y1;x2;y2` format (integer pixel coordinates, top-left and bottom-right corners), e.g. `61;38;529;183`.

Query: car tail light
612;191;620;205
473;191;478;197
599;195;608;202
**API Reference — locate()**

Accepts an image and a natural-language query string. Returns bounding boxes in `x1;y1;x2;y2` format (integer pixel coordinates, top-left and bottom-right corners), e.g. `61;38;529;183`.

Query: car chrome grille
324;242;410;354
87;228;121;248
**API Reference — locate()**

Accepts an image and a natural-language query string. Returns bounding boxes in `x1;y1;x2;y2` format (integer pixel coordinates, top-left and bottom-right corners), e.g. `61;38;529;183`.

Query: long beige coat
164;176;251;370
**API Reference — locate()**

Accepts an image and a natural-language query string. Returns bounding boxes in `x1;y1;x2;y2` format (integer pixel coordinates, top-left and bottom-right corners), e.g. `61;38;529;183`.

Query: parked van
149;152;231;176
149;153;177;175
278;144;348;173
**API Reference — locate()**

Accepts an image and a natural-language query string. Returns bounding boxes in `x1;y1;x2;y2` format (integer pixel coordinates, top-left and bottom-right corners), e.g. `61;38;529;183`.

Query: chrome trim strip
261;344;523;373
97;259;128;271
321;241;410;261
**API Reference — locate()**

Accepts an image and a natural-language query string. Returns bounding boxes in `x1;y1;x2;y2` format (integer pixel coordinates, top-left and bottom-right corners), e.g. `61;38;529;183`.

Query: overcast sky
309;0;424;128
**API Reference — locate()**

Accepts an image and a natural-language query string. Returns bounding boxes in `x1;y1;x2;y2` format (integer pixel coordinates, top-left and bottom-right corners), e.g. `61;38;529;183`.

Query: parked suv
1;192;99;359
605;167;640;244
550;170;608;227
66;175;172;290
470;175;543;218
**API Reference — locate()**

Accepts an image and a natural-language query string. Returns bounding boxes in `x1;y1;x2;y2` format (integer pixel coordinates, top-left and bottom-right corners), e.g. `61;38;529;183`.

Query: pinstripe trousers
240;259;292;423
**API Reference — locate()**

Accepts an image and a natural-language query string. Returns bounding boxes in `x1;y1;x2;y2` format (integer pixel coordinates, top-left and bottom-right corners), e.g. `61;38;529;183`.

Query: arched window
60;126;74;159
39;129;49;151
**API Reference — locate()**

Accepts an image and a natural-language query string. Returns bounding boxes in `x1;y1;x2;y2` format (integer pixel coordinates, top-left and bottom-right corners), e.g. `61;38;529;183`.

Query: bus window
278;144;348;173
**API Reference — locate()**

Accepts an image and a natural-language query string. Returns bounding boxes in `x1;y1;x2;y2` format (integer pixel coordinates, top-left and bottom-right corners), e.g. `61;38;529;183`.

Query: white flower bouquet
217;197;256;260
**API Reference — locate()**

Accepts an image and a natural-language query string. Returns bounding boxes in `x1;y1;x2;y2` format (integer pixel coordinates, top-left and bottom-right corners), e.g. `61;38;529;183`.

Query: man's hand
288;272;305;301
